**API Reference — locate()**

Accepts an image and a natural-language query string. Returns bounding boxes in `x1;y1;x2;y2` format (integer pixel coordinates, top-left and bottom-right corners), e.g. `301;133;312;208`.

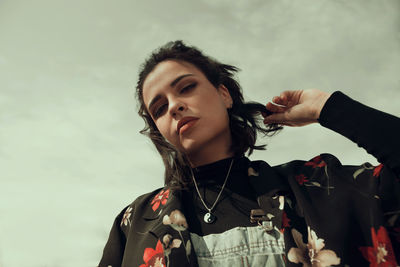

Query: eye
153;104;167;118
180;82;197;93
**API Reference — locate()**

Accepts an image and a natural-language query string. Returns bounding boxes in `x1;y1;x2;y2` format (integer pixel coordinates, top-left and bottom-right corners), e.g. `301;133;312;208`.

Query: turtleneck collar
191;156;250;186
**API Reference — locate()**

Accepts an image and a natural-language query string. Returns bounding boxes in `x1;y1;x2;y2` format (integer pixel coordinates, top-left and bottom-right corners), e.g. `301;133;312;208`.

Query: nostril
178;106;184;111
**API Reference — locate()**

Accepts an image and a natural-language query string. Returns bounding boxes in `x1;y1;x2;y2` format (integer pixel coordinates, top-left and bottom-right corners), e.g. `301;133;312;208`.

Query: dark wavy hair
136;40;282;188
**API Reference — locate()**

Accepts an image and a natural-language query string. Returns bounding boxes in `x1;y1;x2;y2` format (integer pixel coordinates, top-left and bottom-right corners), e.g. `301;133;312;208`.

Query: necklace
190;158;234;224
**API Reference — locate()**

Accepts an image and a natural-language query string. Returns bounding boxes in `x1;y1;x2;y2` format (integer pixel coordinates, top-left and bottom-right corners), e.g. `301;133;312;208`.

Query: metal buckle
250;209;270;223
250;209;275;231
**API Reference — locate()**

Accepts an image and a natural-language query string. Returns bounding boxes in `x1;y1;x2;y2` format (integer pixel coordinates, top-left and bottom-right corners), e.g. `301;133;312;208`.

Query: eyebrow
148;73;194;111
170;73;194;87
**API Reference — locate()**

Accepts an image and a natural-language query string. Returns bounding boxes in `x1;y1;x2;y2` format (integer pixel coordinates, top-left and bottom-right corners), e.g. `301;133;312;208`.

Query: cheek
213;109;230;129
200;104;230;134
156;120;178;146
206;99;229;123
156;120;169;138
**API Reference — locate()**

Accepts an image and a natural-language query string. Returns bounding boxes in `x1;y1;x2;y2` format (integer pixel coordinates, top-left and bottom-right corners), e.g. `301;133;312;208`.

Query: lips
177;117;199;134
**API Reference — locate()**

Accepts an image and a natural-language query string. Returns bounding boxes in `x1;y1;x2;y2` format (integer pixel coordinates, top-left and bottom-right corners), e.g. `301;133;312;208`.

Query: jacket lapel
148;189;199;267
247;160;290;231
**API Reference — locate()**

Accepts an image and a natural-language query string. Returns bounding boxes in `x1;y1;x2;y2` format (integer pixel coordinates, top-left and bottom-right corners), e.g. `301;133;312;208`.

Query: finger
279;92;291;105
272;96;287;106
263;112;289;125
276;91;293;104
266;102;288;113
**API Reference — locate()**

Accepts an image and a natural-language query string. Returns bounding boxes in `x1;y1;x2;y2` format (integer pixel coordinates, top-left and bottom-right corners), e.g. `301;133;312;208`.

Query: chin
179;138;202;156
177;123;230;158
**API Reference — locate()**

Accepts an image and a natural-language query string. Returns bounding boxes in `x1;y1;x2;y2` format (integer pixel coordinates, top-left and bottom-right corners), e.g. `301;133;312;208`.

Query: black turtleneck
182;156;260;236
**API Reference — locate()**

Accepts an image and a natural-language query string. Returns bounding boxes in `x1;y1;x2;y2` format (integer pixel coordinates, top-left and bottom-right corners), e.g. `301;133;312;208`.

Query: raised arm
263;89;400;176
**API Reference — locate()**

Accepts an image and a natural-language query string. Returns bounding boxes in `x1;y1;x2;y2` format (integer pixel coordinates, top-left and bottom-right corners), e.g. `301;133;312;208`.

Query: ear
217;84;233;108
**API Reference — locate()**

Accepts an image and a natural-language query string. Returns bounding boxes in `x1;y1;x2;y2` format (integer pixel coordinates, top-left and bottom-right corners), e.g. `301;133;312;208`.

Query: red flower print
280;211;291;233
373;164;384;177
139;240;165;267
359;226;398;267
295;174;309;185
151;189;170;211
305;155;327;168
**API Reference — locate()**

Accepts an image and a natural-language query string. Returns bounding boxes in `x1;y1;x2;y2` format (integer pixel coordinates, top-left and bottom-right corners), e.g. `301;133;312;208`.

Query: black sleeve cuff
318;91;355;127
317;90;400;176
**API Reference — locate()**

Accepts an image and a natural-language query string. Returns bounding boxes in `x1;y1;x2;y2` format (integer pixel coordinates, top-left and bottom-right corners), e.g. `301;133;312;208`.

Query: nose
169;99;186;117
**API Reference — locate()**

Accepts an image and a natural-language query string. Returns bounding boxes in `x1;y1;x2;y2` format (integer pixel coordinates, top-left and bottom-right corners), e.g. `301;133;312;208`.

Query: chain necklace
190;158;234;224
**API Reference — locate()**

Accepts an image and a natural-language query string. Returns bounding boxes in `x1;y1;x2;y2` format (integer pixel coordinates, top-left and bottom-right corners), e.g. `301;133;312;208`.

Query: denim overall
190;223;285;267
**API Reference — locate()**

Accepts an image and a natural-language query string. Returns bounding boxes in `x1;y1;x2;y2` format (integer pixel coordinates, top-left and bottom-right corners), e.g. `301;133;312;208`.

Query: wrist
314;92;332;120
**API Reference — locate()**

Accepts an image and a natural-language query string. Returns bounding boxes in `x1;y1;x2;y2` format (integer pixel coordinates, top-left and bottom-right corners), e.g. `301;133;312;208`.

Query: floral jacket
98;154;400;267
99;92;400;266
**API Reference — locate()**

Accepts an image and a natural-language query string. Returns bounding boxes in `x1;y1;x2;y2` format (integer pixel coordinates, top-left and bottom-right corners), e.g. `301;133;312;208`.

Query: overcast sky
0;0;399;266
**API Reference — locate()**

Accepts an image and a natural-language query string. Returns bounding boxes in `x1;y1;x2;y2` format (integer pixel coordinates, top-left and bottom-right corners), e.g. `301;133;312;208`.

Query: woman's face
142;60;233;164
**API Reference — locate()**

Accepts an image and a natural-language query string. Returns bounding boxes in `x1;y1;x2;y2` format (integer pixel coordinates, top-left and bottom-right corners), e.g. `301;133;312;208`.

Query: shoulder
108;187;176;240
248;153;344;178
114;187;169;226
249;153;383;189
249;153;383;183
271;153;376;176
122;186;169;214
269;153;385;194
272;153;341;170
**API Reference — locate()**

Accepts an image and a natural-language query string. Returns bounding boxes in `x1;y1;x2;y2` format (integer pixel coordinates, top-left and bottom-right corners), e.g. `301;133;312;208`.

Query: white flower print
120;206;132;227
162;234;182;250
162;209;188;231
248;167;259;176
288;226;341;267
278;196;285;210
162;210;191;261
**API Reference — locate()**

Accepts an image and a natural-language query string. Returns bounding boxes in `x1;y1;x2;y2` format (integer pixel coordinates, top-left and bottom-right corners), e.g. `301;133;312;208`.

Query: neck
187;131;234;168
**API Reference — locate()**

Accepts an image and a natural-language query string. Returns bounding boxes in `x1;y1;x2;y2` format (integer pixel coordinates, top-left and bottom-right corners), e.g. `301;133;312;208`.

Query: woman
99;41;400;267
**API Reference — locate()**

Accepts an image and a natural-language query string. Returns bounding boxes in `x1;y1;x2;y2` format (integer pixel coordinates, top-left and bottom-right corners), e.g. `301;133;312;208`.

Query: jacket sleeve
98;207;128;267
317;91;400;262
318;91;400;176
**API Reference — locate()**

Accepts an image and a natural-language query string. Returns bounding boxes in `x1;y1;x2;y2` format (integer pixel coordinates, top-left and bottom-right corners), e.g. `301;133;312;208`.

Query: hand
263;89;332;127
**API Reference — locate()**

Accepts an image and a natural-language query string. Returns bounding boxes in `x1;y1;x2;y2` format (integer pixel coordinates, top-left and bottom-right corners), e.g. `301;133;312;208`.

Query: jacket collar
248;160;290;197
